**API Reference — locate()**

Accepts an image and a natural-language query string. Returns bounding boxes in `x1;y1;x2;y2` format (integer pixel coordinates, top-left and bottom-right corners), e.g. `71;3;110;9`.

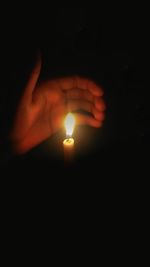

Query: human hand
10;54;106;154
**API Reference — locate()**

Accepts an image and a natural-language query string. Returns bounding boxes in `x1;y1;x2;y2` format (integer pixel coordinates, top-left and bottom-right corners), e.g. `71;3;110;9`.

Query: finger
76;76;104;97
75;114;103;128
67;99;105;121
59;76;104;97
95;97;106;111
58;77;76;90
23;51;42;102
67;99;93;114
92;108;105;121
66;89;94;102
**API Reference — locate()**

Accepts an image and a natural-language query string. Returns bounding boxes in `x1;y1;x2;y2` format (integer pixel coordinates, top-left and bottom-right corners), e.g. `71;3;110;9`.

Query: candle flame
64;113;75;136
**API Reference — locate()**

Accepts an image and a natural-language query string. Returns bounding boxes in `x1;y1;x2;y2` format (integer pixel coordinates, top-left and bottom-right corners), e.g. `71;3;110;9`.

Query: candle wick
66;134;71;139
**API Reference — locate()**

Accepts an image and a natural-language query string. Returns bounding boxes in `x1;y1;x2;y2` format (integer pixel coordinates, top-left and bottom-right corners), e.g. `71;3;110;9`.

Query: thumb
22;50;42;103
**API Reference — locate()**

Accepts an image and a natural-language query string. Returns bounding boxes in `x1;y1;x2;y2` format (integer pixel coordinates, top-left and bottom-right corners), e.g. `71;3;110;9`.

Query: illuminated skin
10;53;106;154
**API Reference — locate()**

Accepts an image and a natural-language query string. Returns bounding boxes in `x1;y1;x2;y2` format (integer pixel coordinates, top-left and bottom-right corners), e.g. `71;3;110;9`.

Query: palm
25;82;65;140
10;55;106;154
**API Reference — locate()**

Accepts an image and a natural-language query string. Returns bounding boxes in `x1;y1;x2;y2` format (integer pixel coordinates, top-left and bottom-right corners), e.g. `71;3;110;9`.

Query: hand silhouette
10;53;106;154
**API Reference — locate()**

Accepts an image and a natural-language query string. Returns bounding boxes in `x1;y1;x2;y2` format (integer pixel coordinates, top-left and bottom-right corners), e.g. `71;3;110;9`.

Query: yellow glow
64;113;75;136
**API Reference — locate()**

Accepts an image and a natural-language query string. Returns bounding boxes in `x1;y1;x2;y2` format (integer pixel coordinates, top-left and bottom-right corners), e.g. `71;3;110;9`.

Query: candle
63;113;75;163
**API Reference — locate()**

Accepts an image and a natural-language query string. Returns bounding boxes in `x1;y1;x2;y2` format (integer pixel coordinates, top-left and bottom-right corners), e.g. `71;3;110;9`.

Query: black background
0;7;149;255
0;6;149;180
0;7;149;253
